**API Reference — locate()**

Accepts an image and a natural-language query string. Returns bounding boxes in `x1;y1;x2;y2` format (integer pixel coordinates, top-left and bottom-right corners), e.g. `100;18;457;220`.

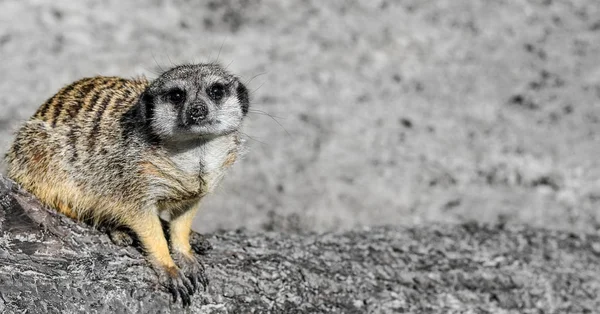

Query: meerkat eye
207;83;225;101
166;88;186;104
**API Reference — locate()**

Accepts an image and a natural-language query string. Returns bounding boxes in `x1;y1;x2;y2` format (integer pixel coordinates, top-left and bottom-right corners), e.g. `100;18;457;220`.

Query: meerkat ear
133;90;161;144
138;91;155;122
236;81;249;116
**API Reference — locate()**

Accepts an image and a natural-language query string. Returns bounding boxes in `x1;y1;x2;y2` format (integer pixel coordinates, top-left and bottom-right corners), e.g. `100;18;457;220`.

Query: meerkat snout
187;100;209;124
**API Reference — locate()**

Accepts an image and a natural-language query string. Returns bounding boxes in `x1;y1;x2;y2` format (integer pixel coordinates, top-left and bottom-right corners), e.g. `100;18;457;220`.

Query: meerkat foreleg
169;204;208;291
126;210;194;305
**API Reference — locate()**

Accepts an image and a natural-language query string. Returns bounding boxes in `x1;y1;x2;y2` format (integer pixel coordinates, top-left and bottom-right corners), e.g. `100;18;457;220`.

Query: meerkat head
138;63;250;142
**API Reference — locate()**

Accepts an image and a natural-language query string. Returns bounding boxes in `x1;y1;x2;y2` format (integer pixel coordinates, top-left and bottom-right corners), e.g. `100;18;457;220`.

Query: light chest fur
168;133;238;185
147;133;240;216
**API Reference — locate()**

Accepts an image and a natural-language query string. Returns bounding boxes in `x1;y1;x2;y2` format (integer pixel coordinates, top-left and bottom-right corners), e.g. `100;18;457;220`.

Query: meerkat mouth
167;128;237;144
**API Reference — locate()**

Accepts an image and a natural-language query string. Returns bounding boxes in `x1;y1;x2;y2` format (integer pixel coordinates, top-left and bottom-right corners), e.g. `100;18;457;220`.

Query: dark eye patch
207;83;226;101
166;88;186;104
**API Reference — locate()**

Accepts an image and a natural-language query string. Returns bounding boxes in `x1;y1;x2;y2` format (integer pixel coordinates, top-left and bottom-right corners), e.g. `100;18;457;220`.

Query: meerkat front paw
155;264;195;307
173;251;209;293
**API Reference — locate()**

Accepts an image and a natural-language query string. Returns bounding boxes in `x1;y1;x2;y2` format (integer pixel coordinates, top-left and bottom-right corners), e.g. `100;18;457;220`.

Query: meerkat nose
188;102;209;124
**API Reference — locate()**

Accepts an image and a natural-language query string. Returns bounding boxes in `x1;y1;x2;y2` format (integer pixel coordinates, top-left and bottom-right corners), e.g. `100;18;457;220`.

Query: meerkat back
5;77;149;220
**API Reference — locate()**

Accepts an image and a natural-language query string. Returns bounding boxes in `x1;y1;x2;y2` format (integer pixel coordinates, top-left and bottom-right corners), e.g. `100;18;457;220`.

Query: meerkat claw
172;285;191;308
201;274;210;292
157;265;195;306
173;251;208;293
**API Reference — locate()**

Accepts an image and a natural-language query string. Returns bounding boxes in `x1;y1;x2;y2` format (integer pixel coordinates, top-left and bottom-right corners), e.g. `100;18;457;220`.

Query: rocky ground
0;0;599;235
2;176;599;313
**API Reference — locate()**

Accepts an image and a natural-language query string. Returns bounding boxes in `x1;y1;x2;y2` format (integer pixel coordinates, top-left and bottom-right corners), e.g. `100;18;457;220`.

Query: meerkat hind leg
108;228;135;247
169;205;208;292
127;211;195;306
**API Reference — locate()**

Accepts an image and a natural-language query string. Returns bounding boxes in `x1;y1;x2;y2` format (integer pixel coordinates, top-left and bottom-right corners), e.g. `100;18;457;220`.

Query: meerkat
4;63;250;305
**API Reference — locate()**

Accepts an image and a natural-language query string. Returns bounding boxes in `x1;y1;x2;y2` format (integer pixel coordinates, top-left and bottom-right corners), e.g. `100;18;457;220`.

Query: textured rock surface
1;174;599;313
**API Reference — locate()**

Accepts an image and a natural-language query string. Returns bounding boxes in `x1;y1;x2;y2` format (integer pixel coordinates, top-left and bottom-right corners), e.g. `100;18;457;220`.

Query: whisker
216;38;226;63
248;109;285;120
224;59;234;69
166;53;176;67
239;131;269;146
144;67;162;76
265;114;289;136
244;72;268;86
246;109;290;136
250;81;265;95
151;53;165;73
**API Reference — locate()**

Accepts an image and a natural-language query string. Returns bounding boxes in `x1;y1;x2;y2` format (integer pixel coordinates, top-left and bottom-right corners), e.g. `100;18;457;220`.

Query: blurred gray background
1;0;599;234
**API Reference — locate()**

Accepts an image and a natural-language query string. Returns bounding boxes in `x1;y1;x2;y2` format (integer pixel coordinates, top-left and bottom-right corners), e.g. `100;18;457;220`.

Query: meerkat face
139;63;249;142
